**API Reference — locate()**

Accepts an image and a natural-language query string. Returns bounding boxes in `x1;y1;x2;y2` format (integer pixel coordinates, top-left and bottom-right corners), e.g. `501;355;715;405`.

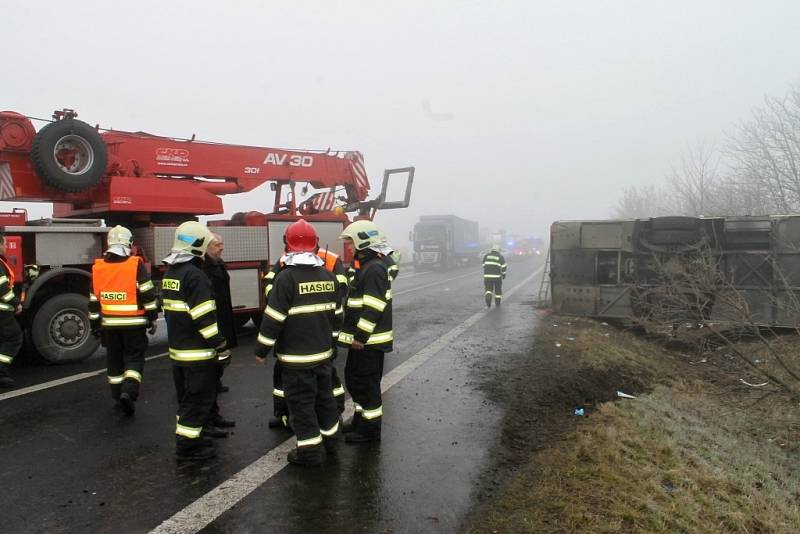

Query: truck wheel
31;293;99;364
30;118;108;192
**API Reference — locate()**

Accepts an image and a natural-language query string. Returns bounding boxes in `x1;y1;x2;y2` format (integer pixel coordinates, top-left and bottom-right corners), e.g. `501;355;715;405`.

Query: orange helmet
284;219;318;253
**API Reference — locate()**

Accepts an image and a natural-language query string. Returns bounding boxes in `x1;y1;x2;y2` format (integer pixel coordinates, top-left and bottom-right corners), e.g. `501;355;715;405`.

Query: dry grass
466;317;800;534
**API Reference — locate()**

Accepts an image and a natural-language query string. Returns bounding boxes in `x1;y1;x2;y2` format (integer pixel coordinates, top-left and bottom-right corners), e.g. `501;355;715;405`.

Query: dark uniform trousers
283;361;340;449
173;363;218;449
103;328;148;401
0;312;23;373
345;348;385;436
484;278;503;307
273;361;345;425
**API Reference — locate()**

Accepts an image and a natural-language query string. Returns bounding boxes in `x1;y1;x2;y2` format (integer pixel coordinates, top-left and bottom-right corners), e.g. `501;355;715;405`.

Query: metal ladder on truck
535;248;551;308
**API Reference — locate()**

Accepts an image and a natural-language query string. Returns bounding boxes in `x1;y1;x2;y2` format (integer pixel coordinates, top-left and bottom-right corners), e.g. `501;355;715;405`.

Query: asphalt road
0;256;545;533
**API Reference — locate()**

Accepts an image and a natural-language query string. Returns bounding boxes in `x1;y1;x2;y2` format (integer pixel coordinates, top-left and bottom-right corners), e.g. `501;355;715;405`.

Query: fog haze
3;0;800;254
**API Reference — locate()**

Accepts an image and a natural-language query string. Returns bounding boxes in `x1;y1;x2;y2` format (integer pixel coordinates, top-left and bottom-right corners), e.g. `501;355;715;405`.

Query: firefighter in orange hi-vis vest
89;226;159;415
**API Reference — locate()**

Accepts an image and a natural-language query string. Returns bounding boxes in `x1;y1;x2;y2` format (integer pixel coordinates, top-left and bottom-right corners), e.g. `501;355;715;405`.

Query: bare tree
726;83;800;213
666;142;722;216
612;184;670;219
634;243;800;402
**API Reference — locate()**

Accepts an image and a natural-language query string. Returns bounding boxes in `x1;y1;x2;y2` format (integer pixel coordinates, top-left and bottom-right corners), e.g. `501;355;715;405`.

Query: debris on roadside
739;378;769;388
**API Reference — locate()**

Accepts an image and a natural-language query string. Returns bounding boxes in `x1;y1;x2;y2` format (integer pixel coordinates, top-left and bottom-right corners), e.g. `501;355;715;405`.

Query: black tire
30;118;108;192
651;216;699;231
649;229;701;245
31;293;99;364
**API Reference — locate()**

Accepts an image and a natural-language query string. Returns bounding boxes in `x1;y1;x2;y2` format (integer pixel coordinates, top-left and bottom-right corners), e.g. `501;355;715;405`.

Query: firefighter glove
148;321;158;336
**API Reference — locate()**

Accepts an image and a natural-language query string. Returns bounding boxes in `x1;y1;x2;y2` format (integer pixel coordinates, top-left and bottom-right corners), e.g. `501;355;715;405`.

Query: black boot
345;419;381;444
119;392;135;416
323;434;340;456
213;416;236;428
201;426;229;439
287;445;322;466
0;375;13;388
269;415;292;432
176;443;216;461
0;365;15;388
485;294;492;308
342;412;362;434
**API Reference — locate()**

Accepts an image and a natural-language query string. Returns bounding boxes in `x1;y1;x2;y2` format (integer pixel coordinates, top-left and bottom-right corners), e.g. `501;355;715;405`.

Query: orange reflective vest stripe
318;249;339;273
0;256;15;286
92;257;143;316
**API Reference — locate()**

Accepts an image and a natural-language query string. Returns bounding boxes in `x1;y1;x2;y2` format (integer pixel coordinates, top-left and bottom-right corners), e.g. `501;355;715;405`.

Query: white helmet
107;225;133;247
339;220;384;251
172;221;214;257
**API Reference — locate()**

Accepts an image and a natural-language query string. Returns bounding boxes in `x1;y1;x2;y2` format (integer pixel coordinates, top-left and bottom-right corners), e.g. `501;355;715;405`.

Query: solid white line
0;351;169;402
150;265;544;534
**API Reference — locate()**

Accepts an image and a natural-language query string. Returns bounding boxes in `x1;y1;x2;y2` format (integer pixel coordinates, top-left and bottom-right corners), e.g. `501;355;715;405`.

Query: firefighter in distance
483;245;507;308
162;221;232;461
255;219;342;466
338;220;397;444
88;226;159;414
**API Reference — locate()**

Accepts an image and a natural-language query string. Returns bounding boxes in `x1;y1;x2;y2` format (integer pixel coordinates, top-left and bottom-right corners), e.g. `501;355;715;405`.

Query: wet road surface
1;257;544;533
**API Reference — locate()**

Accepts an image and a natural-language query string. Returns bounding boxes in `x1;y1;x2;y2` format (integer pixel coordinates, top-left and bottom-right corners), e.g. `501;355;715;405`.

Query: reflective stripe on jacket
483;252;507;278
338;253;394;352
162;259;226;365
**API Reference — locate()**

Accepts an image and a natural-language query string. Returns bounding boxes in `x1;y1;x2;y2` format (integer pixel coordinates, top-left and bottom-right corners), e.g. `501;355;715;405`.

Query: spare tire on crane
30;118;108;192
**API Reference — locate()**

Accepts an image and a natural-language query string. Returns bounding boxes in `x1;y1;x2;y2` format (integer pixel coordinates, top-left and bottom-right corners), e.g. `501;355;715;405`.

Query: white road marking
150;265;544;534
0;352;168;402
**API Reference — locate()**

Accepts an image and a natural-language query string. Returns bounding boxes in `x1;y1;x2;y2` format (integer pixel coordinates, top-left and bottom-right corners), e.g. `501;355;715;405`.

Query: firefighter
266;242;348;431
338;220;396;444
202;232;237;437
0;233;22;388
255;219;341;466
88;226;159;414
162;221;231;461
483;245;507;308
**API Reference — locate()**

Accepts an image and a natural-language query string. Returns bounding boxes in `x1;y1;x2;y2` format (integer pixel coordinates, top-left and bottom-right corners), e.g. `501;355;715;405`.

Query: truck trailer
411;215;479;271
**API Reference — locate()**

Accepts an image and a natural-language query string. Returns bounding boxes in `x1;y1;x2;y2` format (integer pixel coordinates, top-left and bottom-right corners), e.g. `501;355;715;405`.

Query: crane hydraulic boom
0;109;412;224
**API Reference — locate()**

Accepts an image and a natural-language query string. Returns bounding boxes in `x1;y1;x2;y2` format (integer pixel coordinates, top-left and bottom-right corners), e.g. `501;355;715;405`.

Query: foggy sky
3;0;800;256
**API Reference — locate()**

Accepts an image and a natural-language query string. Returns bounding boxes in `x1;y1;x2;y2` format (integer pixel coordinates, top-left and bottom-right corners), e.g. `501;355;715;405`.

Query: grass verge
465;316;800;533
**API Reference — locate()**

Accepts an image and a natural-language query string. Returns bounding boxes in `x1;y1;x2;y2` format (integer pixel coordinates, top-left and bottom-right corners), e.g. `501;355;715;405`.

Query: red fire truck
0;109;414;363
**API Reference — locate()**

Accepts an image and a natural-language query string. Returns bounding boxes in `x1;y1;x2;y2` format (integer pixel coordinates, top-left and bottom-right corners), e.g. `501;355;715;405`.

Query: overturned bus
549;216;800;327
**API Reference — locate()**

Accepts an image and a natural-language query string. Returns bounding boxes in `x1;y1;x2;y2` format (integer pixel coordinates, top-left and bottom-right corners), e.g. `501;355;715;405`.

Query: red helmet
284;219;318;253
